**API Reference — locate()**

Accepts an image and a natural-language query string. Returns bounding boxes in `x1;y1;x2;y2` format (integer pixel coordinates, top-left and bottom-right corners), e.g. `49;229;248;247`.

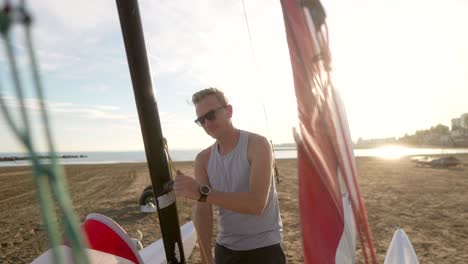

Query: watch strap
198;193;207;202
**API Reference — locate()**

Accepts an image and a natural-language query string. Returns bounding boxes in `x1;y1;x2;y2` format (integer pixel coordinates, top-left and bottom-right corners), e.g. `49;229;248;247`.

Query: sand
0;155;467;263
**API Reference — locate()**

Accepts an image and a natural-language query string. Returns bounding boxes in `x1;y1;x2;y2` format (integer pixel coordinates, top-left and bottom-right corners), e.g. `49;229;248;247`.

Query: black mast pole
115;0;185;263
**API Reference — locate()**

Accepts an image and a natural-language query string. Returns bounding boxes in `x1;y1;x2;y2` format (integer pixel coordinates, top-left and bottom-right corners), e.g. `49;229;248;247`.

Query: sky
0;0;467;153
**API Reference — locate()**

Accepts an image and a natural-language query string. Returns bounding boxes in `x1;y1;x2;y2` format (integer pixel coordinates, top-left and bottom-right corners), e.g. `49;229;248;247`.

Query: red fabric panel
82;219;138;264
299;146;343;264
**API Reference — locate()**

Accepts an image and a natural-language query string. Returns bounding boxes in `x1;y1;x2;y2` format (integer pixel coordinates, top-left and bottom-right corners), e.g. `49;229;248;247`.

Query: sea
1;147;468;167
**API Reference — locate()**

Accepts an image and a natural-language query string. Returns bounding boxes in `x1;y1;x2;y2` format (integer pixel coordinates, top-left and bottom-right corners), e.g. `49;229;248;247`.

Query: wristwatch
198;185;211;202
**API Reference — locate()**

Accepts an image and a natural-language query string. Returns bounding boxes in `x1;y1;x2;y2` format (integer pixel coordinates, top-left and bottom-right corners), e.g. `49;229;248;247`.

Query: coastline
2;147;468;168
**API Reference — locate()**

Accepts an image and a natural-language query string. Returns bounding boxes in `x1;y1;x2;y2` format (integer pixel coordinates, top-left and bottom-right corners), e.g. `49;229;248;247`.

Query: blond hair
192;87;228;106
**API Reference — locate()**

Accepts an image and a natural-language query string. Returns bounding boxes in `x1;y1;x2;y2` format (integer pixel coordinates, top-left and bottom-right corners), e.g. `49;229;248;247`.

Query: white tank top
207;130;282;250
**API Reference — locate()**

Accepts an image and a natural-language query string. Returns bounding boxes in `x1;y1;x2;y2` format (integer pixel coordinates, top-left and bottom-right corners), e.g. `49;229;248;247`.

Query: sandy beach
0;155;467;263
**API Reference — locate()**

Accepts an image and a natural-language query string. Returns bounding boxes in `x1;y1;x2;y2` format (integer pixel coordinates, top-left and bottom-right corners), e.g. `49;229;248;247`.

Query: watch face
200;185;210;195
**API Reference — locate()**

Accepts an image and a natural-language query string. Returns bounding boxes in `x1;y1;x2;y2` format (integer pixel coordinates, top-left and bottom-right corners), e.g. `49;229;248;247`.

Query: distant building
464;113;468;128
451;118;462;130
452;113;468;129
451;113;468;147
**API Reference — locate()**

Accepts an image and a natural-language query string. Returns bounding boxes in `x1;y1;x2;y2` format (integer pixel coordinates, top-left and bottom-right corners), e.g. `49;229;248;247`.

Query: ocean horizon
1;147;468;167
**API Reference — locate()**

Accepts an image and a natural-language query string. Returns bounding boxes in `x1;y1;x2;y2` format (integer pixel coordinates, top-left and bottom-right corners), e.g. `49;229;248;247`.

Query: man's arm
192;150;214;264
206;134;273;215
174;134;273;216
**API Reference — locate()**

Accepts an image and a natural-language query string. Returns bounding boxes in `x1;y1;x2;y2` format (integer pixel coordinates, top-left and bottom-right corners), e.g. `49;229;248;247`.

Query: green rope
0;2;88;263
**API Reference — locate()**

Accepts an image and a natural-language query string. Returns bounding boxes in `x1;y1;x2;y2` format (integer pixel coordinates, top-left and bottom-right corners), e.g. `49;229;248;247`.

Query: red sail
280;0;378;263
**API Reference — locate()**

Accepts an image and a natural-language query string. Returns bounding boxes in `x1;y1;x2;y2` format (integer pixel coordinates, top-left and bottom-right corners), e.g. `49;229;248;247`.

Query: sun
374;145;410;159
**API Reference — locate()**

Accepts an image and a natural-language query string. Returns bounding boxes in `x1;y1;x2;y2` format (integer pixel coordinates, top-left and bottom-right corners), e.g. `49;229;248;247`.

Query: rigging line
191;206;211;264
23;7;54;155
240;0;281;182
4;31;32;139
166;140;210;264
163;138;209;263
25;18;88;262
240;0;273;141
1;4;63;263
240;0;254;59
1;2;89;263
163;138;213;263
163;136;191;219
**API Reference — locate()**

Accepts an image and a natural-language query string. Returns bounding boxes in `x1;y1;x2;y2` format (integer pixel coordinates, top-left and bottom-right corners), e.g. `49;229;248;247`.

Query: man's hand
173;170;201;201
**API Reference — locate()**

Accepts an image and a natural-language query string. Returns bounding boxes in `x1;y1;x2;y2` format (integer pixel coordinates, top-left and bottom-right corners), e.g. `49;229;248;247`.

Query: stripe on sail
280;0;378;263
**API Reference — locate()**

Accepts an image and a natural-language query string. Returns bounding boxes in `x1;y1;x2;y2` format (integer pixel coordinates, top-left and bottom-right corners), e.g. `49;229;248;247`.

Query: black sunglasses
194;106;226;126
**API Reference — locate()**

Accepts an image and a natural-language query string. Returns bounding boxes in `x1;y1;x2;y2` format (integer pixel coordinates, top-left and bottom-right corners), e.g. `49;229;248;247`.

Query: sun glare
374;145;409;159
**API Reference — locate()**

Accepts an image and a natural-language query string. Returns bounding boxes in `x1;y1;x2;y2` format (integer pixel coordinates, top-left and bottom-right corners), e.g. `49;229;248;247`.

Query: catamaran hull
31;216;197;264
140;221;197;264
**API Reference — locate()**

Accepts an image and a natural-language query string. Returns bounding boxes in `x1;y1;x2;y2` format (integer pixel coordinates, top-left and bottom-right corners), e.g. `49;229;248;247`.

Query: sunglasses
194;106;226;127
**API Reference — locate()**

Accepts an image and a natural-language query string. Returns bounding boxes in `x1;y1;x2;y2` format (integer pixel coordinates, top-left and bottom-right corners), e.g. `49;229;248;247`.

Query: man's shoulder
245;131;271;160
245;131;269;146
196;146;213;163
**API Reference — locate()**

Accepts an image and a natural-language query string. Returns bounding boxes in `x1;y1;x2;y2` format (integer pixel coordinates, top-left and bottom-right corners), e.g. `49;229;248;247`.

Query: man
173;88;284;264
